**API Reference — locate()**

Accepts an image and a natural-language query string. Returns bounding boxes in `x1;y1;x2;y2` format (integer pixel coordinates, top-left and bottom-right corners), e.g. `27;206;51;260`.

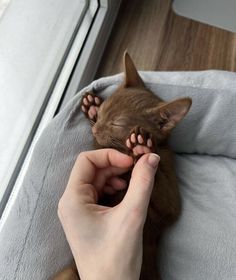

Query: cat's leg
140;218;161;280
126;126;155;158
81;91;103;123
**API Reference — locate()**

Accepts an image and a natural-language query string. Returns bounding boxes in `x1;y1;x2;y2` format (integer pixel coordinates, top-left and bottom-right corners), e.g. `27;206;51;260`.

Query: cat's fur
53;52;192;280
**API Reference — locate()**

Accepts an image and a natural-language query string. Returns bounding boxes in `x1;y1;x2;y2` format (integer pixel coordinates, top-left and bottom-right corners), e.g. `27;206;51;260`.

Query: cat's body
53;52;191;280
92;90;182;280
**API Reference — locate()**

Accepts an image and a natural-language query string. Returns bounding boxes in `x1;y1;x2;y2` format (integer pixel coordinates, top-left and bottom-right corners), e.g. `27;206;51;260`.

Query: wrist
73;251;141;280
79;265;140;280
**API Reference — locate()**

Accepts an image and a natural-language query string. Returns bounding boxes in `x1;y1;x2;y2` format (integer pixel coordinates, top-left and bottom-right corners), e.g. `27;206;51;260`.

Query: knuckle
77;151;86;160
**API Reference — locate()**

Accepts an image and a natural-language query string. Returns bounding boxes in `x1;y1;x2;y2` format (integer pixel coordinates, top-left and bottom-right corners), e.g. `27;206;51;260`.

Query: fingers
103;177;127;195
83;149;133;170
107;177;127;190
94;166;129;195
68;149;133;189
121;153;160;224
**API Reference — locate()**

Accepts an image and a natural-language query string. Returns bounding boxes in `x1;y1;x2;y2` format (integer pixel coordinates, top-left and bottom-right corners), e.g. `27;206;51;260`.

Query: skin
58;149;160;280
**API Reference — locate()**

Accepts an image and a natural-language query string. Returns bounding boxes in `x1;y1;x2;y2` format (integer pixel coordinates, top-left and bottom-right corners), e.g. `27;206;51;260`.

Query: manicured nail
148;153;160;169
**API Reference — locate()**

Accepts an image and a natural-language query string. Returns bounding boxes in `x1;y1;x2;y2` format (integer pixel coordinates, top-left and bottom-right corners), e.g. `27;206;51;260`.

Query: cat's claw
126;126;154;157
81;92;103;122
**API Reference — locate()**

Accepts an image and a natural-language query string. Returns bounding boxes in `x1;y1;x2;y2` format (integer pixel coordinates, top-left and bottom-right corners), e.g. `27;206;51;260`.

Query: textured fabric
158;154;236;280
0;70;236;279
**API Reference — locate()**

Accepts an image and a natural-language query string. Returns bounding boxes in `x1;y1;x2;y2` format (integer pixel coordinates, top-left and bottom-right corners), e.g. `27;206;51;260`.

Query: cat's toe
130;133;137;144
133;145;151;156
83;96;89;106
95;96;101;105
137;134;144;144
126;138;132;148
87;94;93;102
147;138;152;148
81;104;86;113
88;105;98;120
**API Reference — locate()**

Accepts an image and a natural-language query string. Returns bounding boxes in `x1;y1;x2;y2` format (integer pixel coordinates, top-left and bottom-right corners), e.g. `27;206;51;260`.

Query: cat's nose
92;126;98;135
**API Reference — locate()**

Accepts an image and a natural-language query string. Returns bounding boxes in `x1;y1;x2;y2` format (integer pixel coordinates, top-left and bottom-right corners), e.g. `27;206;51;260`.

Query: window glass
0;0;89;202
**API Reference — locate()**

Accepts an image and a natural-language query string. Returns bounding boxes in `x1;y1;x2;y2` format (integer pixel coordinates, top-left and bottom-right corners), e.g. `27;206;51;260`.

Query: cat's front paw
81;91;103;122
126;126;154;157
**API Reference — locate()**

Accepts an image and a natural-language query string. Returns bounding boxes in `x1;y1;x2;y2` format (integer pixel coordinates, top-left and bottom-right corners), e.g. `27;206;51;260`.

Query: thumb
122;153;160;219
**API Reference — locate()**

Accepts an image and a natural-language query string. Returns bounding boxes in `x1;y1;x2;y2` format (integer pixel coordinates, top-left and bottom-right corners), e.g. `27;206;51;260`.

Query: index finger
68;148;133;187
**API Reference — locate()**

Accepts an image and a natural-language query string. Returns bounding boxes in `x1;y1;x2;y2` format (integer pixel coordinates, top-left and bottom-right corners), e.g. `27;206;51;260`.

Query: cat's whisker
89;119;95;126
110;138;126;149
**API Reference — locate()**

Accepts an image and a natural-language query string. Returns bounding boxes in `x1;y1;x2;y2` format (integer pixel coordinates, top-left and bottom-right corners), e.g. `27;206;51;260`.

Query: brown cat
53;52;192;280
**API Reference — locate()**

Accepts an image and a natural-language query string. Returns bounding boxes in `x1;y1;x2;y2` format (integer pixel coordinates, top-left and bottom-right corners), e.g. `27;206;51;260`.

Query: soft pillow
0;70;235;280
158;154;236;279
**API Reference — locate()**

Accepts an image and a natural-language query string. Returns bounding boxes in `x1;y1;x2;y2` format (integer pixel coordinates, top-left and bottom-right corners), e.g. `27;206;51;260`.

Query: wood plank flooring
96;0;236;77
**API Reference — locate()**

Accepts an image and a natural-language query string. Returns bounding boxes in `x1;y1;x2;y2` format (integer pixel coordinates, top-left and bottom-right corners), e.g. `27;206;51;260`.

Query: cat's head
92;52;192;151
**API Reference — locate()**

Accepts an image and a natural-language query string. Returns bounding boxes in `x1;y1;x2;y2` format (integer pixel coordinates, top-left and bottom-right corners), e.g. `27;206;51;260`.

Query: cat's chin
94;137;105;146
95;138;127;153
95;138;111;149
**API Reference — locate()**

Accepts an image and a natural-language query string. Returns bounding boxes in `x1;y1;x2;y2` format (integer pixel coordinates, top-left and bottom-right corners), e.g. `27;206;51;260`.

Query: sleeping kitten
53;52;192;280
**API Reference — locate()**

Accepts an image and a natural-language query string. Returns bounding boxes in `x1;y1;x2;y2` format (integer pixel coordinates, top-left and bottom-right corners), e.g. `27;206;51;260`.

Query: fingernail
148;153;160;169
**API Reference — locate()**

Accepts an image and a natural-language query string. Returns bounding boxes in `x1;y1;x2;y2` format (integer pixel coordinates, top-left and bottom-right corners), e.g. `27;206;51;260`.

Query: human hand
58;149;160;280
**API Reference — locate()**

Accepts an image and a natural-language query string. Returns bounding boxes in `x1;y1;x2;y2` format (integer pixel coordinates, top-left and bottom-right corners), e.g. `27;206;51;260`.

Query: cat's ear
149;98;192;133
122;51;145;88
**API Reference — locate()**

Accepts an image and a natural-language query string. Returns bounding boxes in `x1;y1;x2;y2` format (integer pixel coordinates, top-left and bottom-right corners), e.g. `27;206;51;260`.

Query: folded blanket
0;70;236;280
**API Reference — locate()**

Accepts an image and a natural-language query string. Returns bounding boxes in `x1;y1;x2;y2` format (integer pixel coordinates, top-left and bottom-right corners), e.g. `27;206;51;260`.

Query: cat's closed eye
111;118;128;128
111;122;125;128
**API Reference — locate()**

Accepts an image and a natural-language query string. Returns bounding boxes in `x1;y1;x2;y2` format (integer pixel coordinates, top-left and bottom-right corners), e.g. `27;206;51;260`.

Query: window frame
0;0;121;221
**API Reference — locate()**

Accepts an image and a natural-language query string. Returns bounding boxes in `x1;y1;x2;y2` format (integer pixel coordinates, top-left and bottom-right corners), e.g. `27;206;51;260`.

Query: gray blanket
0;70;236;280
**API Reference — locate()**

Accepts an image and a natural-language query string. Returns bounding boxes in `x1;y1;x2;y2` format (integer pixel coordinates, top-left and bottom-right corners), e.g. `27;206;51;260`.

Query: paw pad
81;92;102;122
126;127;154;156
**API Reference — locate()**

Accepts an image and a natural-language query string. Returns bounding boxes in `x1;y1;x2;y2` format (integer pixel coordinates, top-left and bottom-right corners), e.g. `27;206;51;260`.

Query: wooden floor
96;0;236;77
